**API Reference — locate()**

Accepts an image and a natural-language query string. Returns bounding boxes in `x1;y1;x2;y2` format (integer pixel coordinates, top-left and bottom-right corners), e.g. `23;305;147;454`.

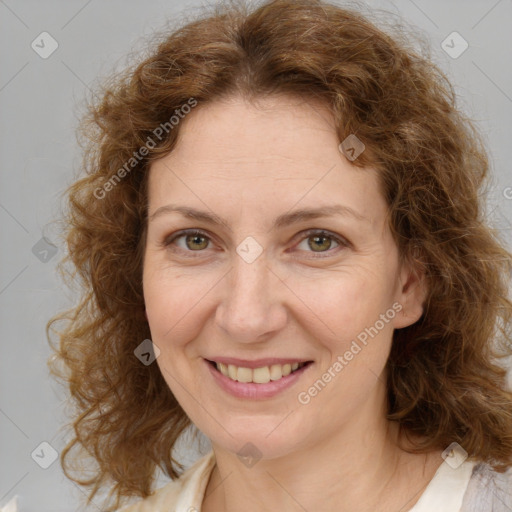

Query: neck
202;383;442;512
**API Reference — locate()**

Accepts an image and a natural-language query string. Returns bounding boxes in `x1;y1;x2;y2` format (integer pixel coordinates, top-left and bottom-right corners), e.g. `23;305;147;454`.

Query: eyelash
160;228;349;259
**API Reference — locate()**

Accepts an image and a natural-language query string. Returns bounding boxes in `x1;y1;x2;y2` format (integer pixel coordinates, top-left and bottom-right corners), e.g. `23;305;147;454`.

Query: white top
117;451;478;512
3;452;508;512
409;458;476;512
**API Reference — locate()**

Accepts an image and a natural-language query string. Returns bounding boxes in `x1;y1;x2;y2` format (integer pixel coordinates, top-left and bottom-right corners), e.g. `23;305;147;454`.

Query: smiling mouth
207;360;313;384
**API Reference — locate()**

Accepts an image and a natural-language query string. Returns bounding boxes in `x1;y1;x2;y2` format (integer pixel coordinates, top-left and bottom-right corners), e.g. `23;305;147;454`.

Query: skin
142;94;443;512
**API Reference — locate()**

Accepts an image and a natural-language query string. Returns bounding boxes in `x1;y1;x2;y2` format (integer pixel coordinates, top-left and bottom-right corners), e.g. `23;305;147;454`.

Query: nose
214;251;288;344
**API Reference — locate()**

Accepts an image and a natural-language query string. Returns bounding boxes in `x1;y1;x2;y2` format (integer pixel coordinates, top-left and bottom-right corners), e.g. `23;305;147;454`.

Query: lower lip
205;359;312;399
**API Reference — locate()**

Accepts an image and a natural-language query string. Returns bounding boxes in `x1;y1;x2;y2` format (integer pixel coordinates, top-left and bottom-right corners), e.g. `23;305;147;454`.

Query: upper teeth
215;362;305;383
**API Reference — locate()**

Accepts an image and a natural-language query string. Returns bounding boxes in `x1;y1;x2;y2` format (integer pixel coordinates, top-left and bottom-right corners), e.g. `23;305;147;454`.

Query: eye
294;229;347;257
163;229;211;253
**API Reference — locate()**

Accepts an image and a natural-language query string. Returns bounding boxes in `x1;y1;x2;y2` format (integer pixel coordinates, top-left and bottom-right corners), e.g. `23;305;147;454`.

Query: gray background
1;0;511;511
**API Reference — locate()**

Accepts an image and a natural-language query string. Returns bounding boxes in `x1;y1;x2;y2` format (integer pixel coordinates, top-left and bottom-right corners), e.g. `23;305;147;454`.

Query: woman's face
143;95;425;459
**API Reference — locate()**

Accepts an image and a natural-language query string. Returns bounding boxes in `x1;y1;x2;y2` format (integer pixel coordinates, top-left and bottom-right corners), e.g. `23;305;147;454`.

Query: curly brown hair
47;0;512;509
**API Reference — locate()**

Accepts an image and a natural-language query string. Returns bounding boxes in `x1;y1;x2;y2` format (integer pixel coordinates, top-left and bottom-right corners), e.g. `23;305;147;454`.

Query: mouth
206;359;313;384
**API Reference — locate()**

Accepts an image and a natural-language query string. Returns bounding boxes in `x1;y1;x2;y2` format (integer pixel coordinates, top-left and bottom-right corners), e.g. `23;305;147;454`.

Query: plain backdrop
1;0;511;510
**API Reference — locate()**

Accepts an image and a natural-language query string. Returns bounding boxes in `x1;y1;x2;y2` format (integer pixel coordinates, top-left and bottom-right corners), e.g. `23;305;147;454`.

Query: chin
204;415;315;462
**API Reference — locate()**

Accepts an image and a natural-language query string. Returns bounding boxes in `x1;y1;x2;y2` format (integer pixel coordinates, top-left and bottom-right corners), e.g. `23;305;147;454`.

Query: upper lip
206;357;312;369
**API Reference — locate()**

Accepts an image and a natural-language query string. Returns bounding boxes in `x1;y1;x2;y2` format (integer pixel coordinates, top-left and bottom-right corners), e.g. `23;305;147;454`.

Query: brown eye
308;234;336;252
183;232;209;250
163;229;211;252
295;229;348;257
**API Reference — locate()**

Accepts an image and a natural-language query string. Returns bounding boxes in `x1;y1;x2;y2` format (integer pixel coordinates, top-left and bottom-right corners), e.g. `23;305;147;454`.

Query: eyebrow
148;204;370;230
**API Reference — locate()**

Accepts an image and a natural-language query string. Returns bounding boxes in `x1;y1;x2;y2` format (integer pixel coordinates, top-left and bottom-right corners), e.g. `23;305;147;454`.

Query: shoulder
461;462;512;512
117;451;216;512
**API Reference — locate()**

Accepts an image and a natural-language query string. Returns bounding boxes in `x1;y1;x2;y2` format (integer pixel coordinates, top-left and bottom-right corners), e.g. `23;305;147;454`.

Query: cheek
143;269;212;350
143;272;208;400
285;265;396;339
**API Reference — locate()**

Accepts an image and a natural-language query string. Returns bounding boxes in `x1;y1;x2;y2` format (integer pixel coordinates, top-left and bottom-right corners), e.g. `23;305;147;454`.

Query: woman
47;0;512;511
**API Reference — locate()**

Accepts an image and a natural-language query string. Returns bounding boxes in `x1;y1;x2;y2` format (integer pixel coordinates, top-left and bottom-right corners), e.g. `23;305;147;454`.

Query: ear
392;258;428;330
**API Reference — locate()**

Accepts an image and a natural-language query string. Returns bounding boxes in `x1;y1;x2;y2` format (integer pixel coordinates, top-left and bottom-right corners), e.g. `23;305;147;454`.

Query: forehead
147;95;385;226
168;94;341;170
